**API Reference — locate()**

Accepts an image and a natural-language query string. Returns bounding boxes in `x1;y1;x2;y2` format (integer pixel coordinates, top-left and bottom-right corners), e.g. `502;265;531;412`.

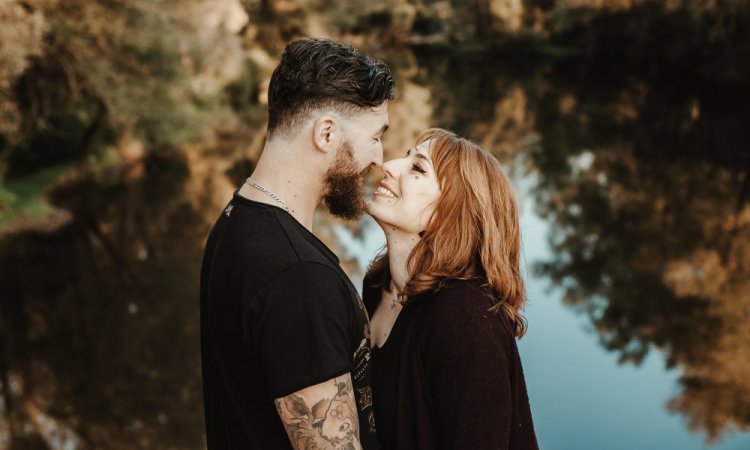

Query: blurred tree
401;2;750;438
0;0;46;182
0;152;209;449
0;0;252;178
519;8;750;437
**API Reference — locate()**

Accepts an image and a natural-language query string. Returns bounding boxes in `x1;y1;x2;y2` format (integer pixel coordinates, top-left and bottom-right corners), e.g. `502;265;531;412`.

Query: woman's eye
412;164;426;174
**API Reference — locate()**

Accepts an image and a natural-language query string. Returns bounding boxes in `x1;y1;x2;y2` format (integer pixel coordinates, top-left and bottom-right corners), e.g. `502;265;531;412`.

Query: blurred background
1;0;749;449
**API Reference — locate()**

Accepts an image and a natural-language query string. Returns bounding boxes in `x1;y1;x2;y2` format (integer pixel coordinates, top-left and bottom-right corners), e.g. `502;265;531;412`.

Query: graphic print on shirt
351;288;377;434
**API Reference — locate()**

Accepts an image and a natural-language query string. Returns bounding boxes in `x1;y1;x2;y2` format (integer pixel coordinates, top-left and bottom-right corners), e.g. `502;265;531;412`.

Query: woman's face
366;139;441;235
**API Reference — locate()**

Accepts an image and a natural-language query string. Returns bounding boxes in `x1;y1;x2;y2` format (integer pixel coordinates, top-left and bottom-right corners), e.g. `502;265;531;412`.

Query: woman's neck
384;229;421;294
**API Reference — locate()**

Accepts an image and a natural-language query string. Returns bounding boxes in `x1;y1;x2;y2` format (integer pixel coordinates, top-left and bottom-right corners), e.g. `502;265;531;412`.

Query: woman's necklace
245;178;289;212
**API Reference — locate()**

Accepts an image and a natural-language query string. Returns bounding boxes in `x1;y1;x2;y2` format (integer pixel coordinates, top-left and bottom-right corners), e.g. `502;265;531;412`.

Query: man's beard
323;141;370;220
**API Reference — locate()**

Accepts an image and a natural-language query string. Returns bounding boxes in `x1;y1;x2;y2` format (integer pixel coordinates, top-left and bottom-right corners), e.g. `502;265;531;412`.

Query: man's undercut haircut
267;37;395;137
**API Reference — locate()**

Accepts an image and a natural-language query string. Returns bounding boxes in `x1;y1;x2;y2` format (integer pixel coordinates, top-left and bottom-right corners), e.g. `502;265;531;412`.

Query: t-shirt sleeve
246;262;353;399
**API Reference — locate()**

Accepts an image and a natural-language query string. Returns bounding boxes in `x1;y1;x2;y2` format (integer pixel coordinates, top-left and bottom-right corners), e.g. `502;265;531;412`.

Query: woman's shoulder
425;278;491;310
420;278;516;338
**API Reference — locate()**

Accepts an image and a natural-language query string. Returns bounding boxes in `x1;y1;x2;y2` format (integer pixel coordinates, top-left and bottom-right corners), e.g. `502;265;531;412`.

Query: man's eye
412;164;426;174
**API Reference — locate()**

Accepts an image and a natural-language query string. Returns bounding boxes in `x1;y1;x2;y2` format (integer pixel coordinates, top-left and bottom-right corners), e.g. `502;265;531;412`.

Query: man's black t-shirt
200;192;378;449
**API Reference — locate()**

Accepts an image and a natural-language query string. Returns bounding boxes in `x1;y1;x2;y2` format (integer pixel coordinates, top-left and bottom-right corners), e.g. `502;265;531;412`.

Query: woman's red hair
367;128;527;337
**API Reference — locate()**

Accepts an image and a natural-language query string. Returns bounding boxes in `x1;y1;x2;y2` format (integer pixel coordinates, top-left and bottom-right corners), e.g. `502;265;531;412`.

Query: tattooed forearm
274;374;362;450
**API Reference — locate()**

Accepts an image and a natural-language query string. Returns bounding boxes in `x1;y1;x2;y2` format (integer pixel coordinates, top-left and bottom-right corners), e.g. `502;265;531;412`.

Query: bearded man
199;37;393;450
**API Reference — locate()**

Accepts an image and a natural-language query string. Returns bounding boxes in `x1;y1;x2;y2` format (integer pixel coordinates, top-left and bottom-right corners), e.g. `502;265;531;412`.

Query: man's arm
274;373;362;450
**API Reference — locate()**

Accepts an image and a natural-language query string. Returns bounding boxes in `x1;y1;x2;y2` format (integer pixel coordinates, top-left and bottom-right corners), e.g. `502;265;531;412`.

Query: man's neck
238;143;325;231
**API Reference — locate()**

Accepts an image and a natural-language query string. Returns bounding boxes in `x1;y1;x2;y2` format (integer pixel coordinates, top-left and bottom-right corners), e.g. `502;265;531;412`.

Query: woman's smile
374;182;398;199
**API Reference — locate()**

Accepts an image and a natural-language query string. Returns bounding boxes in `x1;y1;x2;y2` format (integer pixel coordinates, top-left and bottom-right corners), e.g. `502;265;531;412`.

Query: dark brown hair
367;129;528;337
266;37;394;136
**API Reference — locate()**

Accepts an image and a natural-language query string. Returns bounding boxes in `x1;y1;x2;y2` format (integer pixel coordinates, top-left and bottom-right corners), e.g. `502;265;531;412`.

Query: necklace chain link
245;178;289;212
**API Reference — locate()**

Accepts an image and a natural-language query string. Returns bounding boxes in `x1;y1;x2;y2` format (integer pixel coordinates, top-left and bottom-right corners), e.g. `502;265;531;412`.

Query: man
200;37;393;449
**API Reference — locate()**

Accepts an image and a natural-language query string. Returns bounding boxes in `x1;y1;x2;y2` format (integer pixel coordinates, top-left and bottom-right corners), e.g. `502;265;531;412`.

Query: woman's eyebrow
414;151;433;168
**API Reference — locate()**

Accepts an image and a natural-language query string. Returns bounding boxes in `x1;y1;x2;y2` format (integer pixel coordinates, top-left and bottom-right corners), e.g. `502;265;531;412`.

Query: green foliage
0;163;72;227
1;0;231;181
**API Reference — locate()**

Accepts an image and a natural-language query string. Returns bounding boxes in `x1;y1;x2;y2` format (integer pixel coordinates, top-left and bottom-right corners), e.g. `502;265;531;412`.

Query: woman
363;128;538;450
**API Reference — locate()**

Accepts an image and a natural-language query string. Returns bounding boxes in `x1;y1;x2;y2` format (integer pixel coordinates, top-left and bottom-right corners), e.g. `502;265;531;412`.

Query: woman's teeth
376;186;397;198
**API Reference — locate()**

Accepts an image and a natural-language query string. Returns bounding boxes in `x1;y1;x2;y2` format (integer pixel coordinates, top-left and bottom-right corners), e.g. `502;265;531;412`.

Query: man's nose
373;147;384;168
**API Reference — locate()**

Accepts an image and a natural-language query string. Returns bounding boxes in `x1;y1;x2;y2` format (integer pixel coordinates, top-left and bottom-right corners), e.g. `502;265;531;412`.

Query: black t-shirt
200;192;379;449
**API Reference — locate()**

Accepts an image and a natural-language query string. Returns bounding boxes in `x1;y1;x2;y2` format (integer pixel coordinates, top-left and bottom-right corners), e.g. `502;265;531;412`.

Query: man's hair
266;37;395;136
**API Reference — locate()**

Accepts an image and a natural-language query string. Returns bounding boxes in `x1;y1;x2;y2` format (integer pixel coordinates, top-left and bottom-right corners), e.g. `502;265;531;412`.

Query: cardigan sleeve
423;288;515;450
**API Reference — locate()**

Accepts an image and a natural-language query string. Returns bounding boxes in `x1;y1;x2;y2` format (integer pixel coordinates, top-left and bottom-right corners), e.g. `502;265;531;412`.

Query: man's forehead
348;106;389;129
369;105;389;122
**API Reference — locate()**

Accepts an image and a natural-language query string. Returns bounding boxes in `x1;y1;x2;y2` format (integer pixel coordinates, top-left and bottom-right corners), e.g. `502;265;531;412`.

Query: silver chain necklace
245;178;289;212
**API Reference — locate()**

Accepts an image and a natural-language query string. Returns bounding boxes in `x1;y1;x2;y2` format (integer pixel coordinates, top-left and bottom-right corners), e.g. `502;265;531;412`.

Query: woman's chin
364;199;379;215
363;205;388;229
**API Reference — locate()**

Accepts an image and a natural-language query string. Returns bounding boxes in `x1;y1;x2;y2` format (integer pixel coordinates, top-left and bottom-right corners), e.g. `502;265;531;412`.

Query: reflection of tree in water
0;152;209;449
406;6;750;439
3;0;750;446
521;22;750;443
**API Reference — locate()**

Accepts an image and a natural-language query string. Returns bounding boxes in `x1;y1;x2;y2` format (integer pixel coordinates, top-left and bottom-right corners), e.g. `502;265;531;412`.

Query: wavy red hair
367;128;527;337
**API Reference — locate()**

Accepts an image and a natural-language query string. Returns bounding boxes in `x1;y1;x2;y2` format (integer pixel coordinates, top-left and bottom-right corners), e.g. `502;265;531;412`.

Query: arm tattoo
275;375;362;450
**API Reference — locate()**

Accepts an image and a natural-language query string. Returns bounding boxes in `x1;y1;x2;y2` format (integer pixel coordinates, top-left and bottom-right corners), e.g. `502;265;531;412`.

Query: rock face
191;0;249;34
490;0;524;31
0;1;46;81
177;0;250;97
0;1;46;139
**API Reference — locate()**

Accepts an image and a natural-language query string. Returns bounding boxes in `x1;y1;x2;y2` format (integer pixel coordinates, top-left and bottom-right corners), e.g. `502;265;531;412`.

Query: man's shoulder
266;261;345;290
227;202;334;268
214;196;349;297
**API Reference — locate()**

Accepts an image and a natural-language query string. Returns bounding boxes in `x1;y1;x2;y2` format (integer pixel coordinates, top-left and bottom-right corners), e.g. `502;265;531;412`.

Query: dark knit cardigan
366;277;539;450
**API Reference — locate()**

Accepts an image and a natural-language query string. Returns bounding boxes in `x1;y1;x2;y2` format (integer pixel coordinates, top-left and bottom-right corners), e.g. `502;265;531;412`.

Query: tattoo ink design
275;377;361;450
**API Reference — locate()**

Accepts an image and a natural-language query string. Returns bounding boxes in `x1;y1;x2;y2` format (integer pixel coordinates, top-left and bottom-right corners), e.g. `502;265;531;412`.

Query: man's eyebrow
377;124;389;135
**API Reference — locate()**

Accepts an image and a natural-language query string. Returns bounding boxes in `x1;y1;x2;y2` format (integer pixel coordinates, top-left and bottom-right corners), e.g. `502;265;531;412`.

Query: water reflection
511;53;750;441
403;45;750;440
1;46;749;448
1;152;207;449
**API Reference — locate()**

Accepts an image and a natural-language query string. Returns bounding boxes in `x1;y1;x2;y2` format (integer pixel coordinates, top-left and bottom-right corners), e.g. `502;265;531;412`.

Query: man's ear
312;115;339;153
